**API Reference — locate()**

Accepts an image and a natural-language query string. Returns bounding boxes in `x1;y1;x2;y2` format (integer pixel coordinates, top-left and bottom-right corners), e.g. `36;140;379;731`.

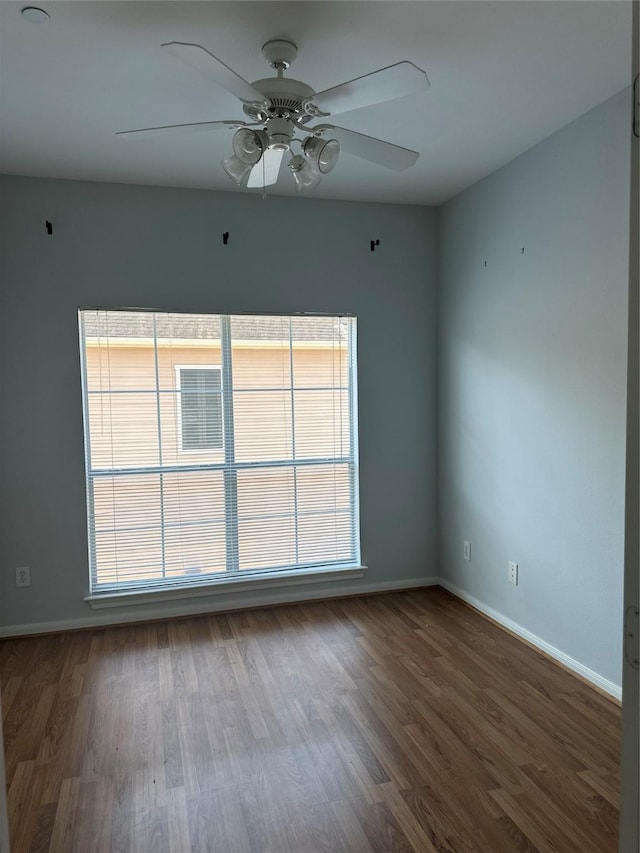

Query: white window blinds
79;310;360;593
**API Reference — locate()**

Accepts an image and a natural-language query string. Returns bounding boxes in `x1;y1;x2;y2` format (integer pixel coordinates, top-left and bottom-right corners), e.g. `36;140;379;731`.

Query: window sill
84;564;367;609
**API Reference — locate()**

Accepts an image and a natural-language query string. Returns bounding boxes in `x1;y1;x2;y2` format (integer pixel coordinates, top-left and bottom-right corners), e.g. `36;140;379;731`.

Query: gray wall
0;89;631;694
437;89;631;687
0;177;438;630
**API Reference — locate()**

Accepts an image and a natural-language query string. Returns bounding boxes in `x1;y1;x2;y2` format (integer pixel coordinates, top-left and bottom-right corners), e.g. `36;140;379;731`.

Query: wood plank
0;588;620;852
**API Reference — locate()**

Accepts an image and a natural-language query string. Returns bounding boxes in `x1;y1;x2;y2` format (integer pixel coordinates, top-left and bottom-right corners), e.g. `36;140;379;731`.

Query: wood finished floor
1;588;620;853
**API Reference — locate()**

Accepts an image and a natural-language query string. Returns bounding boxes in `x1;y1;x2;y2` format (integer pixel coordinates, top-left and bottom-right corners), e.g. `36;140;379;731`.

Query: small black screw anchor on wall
223;232;229;245
370;239;380;252
45;221;53;235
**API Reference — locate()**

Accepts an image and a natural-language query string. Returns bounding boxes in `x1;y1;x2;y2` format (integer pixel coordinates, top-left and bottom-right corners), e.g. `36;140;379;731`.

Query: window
79;310;360;595
176;366;223;451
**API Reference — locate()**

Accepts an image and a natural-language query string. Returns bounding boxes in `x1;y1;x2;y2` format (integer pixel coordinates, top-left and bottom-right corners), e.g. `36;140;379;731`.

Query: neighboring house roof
82;311;350;342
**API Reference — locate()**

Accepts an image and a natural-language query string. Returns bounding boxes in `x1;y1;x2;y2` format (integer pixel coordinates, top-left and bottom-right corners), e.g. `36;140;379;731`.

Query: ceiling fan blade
315;125;419;171
116;120;245;139
247;148;285;188
162;42;269;105
309;61;429;117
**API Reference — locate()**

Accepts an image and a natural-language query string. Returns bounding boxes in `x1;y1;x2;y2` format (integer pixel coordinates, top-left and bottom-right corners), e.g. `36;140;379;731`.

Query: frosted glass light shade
232;128;267;165
303;137;340;174
289;155;321;193
221;155;252;185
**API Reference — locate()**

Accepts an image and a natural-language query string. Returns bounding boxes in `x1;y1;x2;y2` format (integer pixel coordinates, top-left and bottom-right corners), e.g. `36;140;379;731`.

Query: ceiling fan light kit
303;137;340;174
232;128;268;164
118;38;429;193
288;154;322;193
221;153;253;186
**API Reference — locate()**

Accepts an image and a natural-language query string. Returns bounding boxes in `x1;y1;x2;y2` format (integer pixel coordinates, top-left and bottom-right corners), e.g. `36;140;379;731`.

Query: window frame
174;364;224;454
79;309;364;605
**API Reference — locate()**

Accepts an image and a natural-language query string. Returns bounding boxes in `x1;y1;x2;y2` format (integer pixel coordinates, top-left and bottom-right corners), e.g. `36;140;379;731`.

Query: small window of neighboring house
176;366;223;452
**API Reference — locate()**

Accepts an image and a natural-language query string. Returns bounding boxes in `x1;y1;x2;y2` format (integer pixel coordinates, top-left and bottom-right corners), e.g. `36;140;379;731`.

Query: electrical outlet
15;566;31;587
508;561;518;585
463;541;471;561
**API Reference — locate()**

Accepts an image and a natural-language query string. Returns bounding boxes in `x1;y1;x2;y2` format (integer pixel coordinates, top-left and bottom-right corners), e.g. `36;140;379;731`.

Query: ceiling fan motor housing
247;77;316;118
245;77;317;149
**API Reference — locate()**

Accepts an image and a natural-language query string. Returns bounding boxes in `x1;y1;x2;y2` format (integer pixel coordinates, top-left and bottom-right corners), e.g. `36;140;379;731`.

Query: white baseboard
439;579;622;701
0;576;440;638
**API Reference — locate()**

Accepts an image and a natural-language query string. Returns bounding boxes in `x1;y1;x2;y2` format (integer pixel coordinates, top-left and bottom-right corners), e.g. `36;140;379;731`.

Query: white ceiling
0;1;631;206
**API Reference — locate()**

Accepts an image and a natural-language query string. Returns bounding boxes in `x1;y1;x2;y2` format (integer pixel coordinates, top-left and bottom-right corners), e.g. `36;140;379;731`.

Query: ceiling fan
117;39;430;192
